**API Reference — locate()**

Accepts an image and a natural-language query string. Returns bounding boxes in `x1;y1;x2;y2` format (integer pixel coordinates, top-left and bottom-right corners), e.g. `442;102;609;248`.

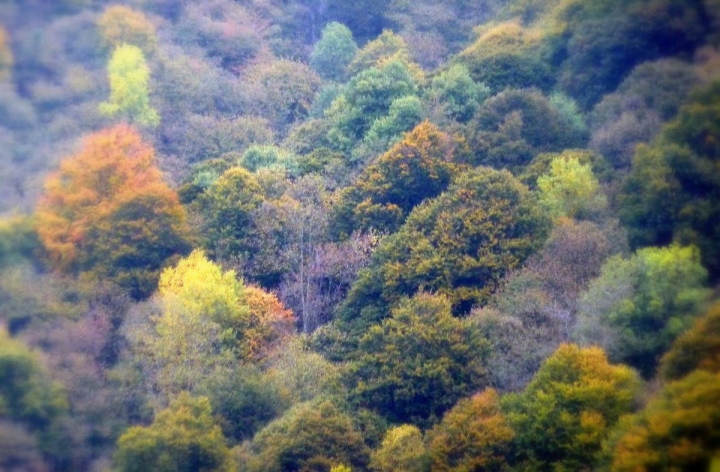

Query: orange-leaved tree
36;124;192;299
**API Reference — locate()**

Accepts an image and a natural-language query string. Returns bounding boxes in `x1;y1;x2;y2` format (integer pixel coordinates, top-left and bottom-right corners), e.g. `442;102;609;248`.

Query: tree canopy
99;44;159;127
331;121;459;237
2;1;718;470
504;344;640;471
336;166;550;336
603;370;720;472
619;79;720;277
36;125;192;298
310;22;358;82
427;388;514;472
97;5;157;53
575;244;711;377
345;293;489;426
114;393;234;472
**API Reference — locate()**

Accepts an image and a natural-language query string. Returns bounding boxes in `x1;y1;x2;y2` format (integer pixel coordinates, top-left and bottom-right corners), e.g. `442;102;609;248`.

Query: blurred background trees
1;0;719;470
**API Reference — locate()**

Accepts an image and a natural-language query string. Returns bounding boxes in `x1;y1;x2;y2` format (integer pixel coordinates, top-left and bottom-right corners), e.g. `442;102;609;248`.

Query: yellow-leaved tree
99;44;159;127
131;250;294;399
503;344;640;470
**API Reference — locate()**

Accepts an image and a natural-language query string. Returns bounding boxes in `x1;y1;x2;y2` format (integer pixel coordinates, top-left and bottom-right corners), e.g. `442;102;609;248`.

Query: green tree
371;424;429;472
575;245;711;377
361;95;424;156
427;63;490;123
504;344;640;471
619;79;720;276
310;22;358;82
245;399;371;472
556;0;706;110
326;60;417;153
520;149;610;190
537;153;607;220
0;329;67;429
177;158;235;204
456;22;553;93
660;302;720;381
0;329;68;465
265;336;343;404
602;370;720;472
198;364;290;443
345;293;489;426
465;88;588;171
240;145;299;174
195;167;263;259
0;215;39;269
427;389;514;472
346;30;418;78
99;44;159;127
114;393;234;472
335;166;550;336
331;121;459;237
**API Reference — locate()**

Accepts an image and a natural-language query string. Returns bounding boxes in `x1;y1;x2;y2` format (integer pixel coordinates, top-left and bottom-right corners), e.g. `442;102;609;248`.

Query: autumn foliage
155;249;293;361
97;5;158;53
427;389;514;472
3;1;719;470
36;125;191;298
605;371;720;472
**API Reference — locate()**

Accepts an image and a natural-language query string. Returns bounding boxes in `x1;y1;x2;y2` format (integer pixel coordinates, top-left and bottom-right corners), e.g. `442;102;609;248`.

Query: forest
0;0;719;470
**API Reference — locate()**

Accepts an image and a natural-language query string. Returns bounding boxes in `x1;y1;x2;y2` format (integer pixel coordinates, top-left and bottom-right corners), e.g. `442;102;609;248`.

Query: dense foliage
35;125;191;298
1;0;718;470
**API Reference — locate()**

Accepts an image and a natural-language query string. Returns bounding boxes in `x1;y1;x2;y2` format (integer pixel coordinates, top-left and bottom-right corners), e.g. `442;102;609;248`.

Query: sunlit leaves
244;399;371;472
371;424;429;472
537;153;607;220
604;371;720;472
504;344;640;471
457;21;553;93
195;167;263;259
99;44;159;127
157;250;293;362
427;389;514;472
331;121;459;237
575;245;711;377
129;250;293;401
337;166;550;334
